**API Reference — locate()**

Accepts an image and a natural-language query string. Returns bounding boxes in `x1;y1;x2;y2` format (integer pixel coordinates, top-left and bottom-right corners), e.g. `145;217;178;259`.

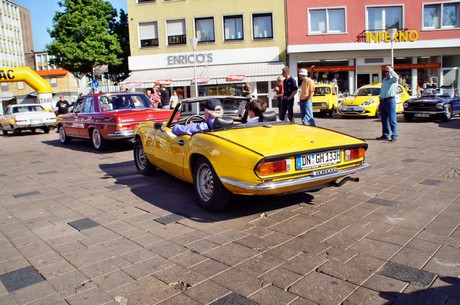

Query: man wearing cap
298;68;316;126
172;99;223;135
55;95;70;115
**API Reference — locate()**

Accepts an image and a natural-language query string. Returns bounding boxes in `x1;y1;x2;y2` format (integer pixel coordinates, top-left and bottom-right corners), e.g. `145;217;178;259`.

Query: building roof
35;68;69;77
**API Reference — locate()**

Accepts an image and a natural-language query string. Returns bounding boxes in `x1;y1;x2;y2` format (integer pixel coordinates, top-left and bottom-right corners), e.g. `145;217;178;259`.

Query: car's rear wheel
91;128;107;151
403;113;414;122
30;128;36;134
328;106;336;117
43;126;50;134
2;129;7;135
13;129;21;136
134;138;156;175
193;157;230;212
58;126;71;144
442;104;453;122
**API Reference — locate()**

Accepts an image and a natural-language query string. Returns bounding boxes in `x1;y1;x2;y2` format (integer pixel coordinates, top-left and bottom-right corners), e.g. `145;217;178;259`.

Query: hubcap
93;130;101;148
136;145;147;170
59;127;65;142
197;164;214;201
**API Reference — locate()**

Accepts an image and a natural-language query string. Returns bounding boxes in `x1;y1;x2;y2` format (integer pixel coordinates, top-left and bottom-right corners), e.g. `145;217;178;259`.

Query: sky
12;0;128;51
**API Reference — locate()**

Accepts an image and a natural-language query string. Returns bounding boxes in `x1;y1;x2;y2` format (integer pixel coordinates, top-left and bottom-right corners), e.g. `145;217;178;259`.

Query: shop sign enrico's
365;29;419;43
167;53;213;66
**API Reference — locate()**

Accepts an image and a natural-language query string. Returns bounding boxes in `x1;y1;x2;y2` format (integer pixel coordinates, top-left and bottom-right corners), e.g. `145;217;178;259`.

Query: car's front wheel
403;113;414;122
58;126;71;144
193;157;231;212
133;138;156;175
91;128;107;151
442;104;453;122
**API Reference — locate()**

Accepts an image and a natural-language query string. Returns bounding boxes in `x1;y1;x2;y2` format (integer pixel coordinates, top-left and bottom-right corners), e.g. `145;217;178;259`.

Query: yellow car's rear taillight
344;148;366;161
256;160;288;175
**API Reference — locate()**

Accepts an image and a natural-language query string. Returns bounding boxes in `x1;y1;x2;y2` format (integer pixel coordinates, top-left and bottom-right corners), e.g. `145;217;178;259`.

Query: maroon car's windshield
99;94;154;111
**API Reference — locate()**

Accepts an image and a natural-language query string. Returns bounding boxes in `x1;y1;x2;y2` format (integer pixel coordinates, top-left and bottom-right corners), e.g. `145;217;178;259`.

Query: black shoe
376;135;389;140
389;137;398;142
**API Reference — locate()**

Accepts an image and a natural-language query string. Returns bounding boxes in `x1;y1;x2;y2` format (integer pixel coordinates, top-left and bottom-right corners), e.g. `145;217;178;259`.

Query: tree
108;9;130;82
46;0;123;77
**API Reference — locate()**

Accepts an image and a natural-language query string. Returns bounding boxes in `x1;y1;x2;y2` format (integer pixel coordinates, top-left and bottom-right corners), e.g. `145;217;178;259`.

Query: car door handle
177;139;185;146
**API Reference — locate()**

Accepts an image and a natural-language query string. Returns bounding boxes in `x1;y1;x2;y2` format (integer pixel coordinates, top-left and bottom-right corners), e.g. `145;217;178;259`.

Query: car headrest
259;111;277;122
213;117;234;129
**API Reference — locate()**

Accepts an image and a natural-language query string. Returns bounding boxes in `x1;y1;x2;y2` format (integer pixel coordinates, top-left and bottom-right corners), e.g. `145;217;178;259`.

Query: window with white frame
195;17;215;42
139;22;159;47
167;19;186;45
367;6;402;31
424;2;459;29
309;8;346;34
253;13;273;39
224;15;243;40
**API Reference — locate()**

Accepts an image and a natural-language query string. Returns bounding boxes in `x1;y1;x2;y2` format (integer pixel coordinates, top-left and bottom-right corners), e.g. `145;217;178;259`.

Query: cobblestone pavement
0;114;459;305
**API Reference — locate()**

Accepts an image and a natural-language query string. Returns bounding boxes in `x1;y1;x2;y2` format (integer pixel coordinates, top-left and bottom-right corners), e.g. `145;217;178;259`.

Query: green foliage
108;9;130;82
46;0;123;76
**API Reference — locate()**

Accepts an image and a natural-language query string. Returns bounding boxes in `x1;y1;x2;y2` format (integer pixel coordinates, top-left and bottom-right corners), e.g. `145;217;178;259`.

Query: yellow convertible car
133;96;370;211
338;83;410;117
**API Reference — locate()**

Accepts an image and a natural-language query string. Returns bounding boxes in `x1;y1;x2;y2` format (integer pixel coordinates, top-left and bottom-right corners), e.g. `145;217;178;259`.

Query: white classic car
1;104;56;135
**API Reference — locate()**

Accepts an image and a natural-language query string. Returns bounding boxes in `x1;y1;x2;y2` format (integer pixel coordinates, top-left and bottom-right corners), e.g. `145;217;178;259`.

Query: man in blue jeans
298;68;316;126
376;66;399;142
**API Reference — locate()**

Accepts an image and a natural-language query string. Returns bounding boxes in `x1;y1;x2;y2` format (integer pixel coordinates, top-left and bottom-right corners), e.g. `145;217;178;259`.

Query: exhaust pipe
331;176;359;187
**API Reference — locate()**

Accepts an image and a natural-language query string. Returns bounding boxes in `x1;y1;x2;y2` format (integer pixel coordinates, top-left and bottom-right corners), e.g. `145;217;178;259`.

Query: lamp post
387;28;397;68
190;38;199;97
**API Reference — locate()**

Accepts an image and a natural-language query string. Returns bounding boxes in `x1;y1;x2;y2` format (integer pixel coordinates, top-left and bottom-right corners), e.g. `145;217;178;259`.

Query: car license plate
415;113;430;118
31;119;43;123
295;150;341;170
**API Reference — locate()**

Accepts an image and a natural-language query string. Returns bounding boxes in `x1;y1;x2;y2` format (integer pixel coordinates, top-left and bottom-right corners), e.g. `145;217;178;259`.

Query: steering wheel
185;114;205;125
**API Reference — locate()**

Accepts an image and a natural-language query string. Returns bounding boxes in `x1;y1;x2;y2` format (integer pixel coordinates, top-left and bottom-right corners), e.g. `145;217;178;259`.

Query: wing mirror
154;122;164;132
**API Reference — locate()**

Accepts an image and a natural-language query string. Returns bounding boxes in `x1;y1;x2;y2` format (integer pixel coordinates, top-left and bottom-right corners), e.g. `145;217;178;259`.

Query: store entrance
357;73;379;88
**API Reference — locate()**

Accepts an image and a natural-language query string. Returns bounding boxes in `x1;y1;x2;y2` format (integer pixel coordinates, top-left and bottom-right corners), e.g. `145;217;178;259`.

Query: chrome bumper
220;163;371;192
107;130;134;139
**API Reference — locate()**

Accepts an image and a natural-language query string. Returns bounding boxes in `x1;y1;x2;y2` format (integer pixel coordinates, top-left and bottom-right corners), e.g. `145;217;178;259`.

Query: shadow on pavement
99;160;314;222
379;276;460;305
42;138;133;154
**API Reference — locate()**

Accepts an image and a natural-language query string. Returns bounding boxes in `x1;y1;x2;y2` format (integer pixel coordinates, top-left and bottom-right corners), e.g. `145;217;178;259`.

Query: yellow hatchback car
312;84;339;117
338;83;410;117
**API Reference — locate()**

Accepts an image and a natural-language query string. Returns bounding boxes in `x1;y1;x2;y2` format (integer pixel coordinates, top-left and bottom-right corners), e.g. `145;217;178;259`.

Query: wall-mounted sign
366;30;419;43
307;66;356;72
192;77;210;84
381;63;441;70
167;53;213;66
227;74;246;81
155;79;173;85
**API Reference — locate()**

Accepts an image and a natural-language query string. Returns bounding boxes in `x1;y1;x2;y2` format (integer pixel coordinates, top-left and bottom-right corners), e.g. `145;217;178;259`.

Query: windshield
421;88;452;98
314;87;331;96
356;87;380;96
99;94;154;111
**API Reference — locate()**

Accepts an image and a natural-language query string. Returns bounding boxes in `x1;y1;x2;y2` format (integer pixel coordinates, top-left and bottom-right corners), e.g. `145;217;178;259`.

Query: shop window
139;22;159;47
17;81;24;90
423;3;459;29
167;19;186;45
224;15;243;41
309;8;346;34
253;13;273;39
50;78;57;87
195;17;215;42
367;6;402;31
1;83;7;91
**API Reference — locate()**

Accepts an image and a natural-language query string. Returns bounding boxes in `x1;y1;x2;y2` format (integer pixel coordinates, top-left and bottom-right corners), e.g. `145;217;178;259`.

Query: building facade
123;0;287;108
286;0;460;97
0;0;33;67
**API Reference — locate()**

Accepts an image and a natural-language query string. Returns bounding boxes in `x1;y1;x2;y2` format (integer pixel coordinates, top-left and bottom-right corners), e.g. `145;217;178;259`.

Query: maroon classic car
56;92;174;150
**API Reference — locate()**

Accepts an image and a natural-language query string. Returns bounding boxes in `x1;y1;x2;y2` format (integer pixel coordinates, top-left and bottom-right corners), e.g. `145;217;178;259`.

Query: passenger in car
246;98;268;124
172;99;223;136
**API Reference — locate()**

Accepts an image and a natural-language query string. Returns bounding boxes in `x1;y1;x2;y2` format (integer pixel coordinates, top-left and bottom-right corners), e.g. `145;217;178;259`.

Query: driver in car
172;99;223;136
